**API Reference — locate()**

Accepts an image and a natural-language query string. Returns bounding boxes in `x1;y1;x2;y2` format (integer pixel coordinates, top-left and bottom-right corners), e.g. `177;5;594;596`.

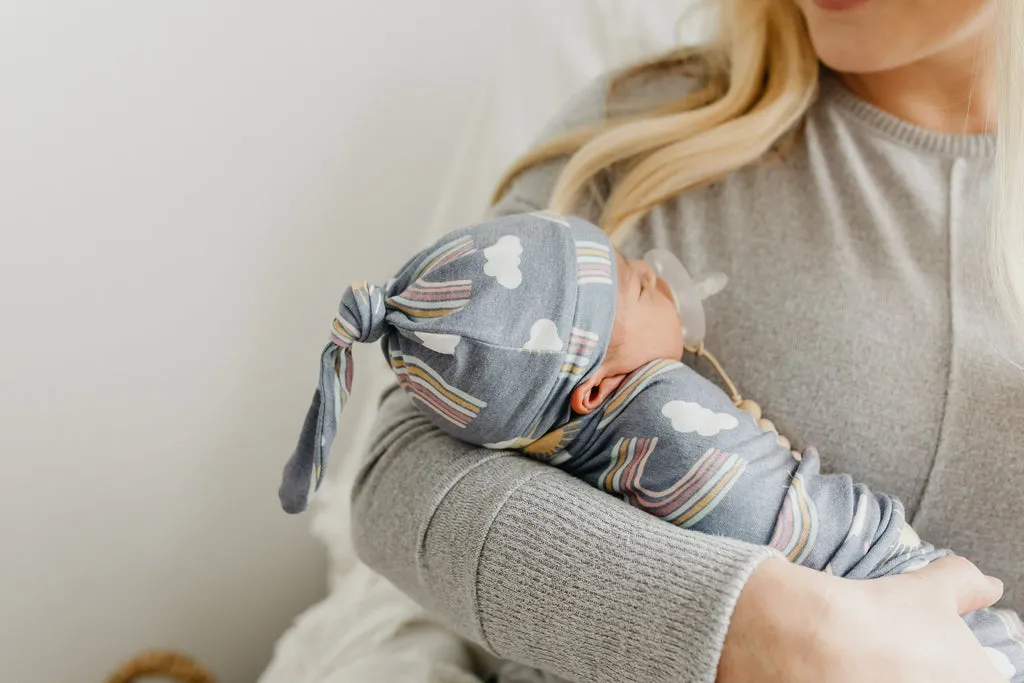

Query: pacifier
643;248;728;347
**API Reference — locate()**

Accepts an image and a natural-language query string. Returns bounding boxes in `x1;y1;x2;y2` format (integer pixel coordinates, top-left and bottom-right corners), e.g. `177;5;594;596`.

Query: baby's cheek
604;316;628;365
613;275;633;310
659;305;685;356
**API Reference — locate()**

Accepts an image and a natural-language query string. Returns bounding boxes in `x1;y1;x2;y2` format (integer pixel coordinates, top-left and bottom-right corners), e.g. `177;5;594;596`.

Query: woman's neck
839;25;996;135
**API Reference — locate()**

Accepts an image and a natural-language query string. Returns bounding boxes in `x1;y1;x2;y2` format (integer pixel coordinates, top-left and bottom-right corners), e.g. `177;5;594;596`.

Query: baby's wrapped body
551;357;1024;678
282;212;1024;681
566;358;930;579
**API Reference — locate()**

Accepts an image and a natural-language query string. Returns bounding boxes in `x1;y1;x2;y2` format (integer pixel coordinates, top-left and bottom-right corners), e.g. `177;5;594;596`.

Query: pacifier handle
693;272;728;301
643;248;728;347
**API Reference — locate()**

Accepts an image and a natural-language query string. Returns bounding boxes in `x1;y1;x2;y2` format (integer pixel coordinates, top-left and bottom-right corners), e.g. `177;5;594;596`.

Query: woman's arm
351;391;1008;683
351;386;772;683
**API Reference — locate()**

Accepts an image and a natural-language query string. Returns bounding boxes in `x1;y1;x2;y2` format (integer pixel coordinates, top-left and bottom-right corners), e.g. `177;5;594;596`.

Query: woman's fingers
904;556;1004;615
719;557;1010;683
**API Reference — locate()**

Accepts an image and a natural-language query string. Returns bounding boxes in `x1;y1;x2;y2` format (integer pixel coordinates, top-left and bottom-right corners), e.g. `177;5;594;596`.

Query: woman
353;1;1024;681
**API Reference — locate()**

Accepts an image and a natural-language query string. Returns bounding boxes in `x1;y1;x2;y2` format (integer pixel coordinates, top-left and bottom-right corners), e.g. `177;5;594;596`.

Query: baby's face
607;252;685;371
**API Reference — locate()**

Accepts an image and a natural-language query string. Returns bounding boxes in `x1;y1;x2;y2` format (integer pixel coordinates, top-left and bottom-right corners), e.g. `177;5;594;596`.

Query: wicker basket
105;650;215;683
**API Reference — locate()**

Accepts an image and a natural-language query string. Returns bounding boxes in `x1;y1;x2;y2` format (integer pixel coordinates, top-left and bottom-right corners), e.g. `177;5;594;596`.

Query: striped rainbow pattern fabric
409;235;476;282
560;328;600;377
388;235;476;320
387;280;472;319
335;347;352;411
598;359;681;430
331;281;383;347
389;350;487;430
328;281;371;415
769;472;819;564
576;240;613;285
600;439;748;528
332;313;361;348
993;610;1024;650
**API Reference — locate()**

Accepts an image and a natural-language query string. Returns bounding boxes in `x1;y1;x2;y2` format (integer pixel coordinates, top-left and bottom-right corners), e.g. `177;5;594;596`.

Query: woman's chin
809;36;911;75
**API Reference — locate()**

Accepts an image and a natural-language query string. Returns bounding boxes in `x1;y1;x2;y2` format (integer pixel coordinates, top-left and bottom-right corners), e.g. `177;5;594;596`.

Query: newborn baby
280;212;1024;680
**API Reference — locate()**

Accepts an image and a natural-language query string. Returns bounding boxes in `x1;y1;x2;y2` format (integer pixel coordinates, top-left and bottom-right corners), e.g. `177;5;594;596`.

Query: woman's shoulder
492;57;709;220
547;57;710;135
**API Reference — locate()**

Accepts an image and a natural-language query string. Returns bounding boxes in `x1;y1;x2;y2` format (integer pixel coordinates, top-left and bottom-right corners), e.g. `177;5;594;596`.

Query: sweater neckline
818;70;996;159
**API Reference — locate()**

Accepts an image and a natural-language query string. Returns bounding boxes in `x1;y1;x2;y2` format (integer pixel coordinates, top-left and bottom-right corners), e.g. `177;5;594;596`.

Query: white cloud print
523;319;563;352
484;235;523;289
415;332;461;355
898;523;922;550
661;401;739;437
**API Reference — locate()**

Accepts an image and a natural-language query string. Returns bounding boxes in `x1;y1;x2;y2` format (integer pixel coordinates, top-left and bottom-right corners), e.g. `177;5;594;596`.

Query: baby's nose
655;276;673;301
642;263;659;290
634;258;655;281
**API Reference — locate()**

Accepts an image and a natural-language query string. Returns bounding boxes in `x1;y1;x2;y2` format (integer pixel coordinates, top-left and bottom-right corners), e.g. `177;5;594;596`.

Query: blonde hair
496;1;1024;340
992;0;1024;338
493;0;818;240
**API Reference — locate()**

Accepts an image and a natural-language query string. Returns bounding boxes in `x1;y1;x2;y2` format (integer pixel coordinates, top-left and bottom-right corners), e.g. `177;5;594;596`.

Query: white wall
0;2;697;681
0;3;509;681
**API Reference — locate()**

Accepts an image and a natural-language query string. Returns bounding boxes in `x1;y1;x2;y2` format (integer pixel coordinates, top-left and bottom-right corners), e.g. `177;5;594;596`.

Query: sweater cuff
475;472;773;683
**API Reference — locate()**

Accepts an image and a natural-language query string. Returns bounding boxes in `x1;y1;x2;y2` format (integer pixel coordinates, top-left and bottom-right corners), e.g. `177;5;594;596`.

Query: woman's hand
718;556;1007;683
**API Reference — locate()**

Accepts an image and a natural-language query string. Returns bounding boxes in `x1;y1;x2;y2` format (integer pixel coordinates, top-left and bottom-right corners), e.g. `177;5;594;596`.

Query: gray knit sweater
352;70;1019;683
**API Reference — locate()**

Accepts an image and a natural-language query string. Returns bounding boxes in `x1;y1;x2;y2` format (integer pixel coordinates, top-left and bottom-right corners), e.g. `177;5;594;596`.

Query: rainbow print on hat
279;212;618;514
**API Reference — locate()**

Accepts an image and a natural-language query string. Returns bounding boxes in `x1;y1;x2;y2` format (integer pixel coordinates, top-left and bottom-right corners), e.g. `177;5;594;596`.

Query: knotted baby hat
279;211;618;513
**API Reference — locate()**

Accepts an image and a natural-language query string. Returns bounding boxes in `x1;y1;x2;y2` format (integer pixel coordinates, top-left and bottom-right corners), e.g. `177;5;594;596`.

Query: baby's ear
570;369;626;415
